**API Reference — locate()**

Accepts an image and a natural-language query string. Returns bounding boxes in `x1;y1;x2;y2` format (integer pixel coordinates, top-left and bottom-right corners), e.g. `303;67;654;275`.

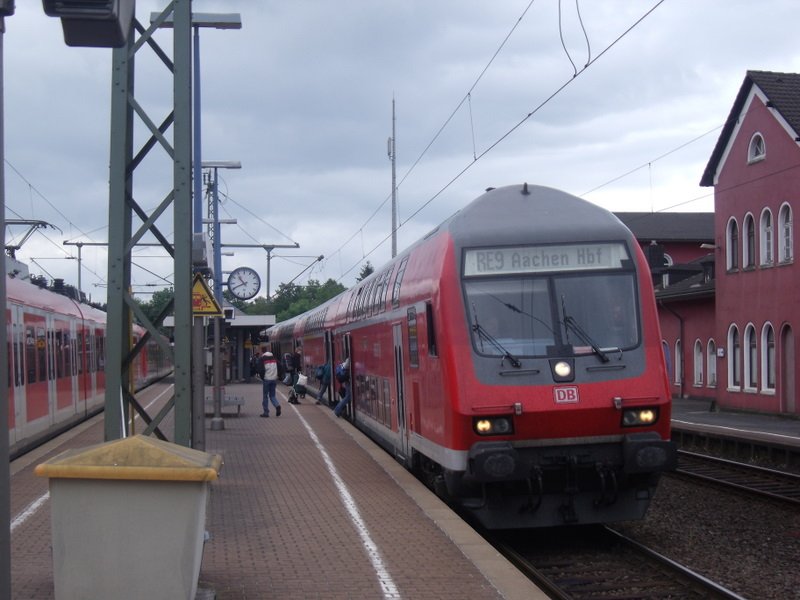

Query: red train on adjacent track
5;274;172;459
269;183;677;528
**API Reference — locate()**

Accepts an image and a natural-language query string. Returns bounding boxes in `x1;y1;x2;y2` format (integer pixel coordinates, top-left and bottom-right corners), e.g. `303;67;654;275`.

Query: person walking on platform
258;351;282;418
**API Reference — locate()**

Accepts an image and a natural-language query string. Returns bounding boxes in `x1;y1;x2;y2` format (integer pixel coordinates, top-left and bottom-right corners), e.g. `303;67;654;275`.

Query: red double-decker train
269;183;676;528
6;274;172;458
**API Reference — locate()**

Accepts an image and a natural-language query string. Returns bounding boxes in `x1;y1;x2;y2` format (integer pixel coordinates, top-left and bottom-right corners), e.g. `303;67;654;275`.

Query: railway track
675;449;800;505
492;525;745;599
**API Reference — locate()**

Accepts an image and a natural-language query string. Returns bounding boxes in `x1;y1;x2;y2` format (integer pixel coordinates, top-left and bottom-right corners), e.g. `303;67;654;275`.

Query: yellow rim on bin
34;435;223;482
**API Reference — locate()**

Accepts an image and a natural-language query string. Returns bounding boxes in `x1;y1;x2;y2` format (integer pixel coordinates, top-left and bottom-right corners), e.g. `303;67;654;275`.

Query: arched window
728;325;740;389
762;323;775;392
661;253;673;288
707;339;717;387
744;324;757;390
743;213;755;268
693;340;703;386
726;218;739;271
674;339;682;386
779;203;793;263
760;209;773;266
748;132;766;163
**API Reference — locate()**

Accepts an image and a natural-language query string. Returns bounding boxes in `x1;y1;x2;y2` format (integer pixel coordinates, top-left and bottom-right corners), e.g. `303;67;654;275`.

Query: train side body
273;184;676;528
6;276;172;457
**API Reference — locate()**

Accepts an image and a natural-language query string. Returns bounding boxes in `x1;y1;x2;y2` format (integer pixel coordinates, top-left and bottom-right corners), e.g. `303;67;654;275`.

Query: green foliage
237;278;346;321
357;261;374;282
133;287;174;332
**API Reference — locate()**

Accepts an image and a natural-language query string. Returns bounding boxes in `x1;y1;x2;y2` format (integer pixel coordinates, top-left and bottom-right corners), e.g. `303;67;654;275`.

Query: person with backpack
315;361;331;405
258;351;282;418
287;348;303;404
333;357;351;418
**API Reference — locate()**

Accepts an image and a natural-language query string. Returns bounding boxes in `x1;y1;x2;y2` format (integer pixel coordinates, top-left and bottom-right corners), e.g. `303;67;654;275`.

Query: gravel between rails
613;475;800;600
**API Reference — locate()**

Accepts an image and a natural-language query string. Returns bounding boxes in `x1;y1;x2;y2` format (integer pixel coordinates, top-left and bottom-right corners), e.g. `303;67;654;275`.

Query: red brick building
700;70;798;415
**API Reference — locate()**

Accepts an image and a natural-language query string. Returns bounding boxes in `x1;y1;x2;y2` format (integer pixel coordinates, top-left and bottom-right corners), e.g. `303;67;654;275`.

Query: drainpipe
658;301;684;400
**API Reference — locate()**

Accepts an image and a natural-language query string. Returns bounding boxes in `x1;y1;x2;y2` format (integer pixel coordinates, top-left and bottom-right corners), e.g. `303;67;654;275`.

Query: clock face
227;267;261;300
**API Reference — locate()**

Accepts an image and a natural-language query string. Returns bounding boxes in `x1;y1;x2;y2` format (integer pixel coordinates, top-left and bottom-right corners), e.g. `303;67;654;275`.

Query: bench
204;393;246;416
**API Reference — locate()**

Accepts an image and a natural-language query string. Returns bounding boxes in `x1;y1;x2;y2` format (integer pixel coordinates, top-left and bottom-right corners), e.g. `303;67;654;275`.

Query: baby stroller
288;373;307;404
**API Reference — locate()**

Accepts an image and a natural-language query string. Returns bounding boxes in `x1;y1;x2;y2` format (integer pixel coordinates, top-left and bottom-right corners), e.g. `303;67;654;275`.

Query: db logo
554;386;579;404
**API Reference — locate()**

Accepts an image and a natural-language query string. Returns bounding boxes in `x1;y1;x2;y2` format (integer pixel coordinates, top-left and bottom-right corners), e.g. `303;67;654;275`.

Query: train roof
444;183;632;248
6;275;108;324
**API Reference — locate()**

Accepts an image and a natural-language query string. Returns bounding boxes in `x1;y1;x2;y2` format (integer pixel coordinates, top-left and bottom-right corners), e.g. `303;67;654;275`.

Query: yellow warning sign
192;274;223;316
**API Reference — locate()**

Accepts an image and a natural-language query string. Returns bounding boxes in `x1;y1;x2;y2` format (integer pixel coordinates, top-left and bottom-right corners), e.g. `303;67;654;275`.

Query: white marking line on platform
672;419;800;441
295;408;402;600
11;384;174;534
11;491;50;534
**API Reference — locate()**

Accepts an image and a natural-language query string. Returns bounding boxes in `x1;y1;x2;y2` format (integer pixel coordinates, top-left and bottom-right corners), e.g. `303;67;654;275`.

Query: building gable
700;70;800;187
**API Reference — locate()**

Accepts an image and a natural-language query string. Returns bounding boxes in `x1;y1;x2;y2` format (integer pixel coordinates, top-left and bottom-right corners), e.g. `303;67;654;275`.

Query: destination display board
463;242;629;277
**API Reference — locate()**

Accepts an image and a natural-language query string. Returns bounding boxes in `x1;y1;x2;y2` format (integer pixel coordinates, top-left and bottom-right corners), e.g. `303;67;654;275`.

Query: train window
37;328;47;382
392;257;409;308
380;265;394;311
465;271;639;359
425;302;438;357
25;326;36;384
407;308;419;367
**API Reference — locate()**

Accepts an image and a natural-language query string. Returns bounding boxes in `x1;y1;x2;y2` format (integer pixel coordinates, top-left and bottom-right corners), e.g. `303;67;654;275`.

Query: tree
134;287;174;332
357;261;374;282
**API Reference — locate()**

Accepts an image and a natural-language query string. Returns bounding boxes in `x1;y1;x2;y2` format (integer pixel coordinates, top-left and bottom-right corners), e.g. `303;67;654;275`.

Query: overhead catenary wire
332;1;666;282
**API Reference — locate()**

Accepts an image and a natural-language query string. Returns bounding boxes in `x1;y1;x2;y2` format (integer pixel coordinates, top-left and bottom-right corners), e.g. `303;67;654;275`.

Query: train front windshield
463;242;640;359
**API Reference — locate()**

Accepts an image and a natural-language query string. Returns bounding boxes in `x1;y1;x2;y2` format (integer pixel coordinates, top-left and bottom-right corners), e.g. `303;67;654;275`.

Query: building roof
655;254;716;302
700;70;800;187
613;212;714;243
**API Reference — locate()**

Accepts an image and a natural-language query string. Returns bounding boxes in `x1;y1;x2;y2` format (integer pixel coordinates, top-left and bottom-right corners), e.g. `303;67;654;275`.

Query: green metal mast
105;0;193;446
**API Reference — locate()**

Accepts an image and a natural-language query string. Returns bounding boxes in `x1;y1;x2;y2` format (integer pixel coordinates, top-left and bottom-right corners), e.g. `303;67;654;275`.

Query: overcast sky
4;1;800;304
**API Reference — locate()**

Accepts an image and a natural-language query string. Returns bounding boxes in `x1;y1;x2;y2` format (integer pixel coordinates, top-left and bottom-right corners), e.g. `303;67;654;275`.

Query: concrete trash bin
34;435;222;600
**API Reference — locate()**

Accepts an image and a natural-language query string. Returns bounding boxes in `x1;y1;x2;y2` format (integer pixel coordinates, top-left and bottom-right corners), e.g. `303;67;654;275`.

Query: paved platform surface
9;381;545;599
671;396;800;447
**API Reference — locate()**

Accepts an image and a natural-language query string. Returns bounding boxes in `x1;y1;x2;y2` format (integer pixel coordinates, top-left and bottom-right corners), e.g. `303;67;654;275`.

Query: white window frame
726;217;739;271
743;213;755;268
727;324;740;390
779;203;793;263
748;132;766;163
743;323;758;392
693;339;703;386
761;323;776;394
760;208;773;266
706;339;717;388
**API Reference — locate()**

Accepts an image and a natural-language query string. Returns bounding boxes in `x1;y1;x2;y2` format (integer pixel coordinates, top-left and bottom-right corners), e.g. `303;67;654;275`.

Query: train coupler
593;464;619;507
519;468;543;514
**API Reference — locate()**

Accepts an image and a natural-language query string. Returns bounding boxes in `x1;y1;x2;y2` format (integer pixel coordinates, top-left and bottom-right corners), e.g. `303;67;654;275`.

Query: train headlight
473;416;514;436
622;407;658;427
553;361;572;378
549;358;575;382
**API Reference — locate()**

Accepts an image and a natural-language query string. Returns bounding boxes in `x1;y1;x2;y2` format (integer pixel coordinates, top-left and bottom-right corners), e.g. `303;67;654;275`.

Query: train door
392;323;410;463
324;330;333;403
54;318;76;415
22;310;51;437
94;325;107;399
342;333;352;418
9;305;25;445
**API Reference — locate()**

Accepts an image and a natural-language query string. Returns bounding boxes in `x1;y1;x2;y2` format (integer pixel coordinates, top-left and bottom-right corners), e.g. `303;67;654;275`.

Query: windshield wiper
561;296;609;363
471;305;522;368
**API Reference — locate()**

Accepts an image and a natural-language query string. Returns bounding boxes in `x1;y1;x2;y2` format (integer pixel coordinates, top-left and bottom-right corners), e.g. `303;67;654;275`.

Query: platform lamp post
150;11;240;447
203;161;240;432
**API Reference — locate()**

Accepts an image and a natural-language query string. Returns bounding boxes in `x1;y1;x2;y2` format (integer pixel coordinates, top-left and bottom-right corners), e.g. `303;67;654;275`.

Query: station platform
10;381;545;599
670;396;800;449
